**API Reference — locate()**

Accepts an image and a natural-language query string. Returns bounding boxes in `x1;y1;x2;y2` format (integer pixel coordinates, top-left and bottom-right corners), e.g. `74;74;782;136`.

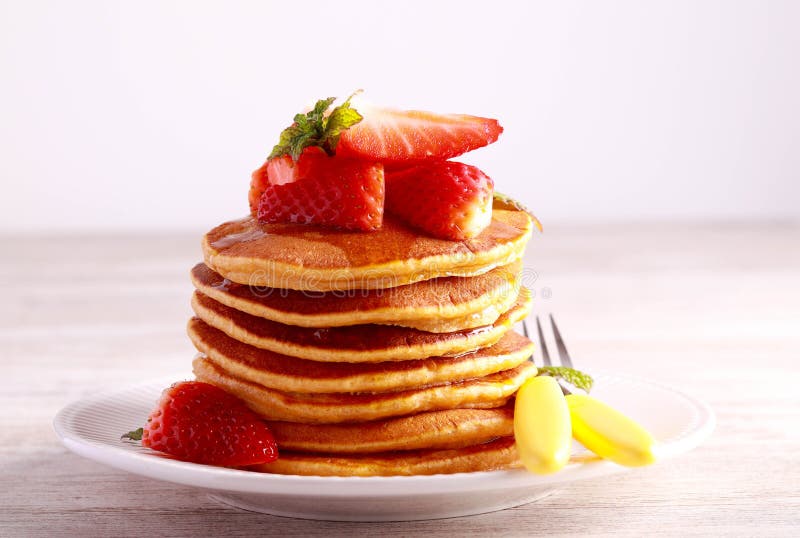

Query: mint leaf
493;192;543;232
537;366;594;392
493;192;531;213
121;427;143;441
323;94;363;151
279;125;314;161
268;99;332;161
268;94;363;161
307;97;336;125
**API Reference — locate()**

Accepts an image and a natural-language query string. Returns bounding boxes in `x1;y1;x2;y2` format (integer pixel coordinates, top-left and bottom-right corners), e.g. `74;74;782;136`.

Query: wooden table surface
2;223;799;537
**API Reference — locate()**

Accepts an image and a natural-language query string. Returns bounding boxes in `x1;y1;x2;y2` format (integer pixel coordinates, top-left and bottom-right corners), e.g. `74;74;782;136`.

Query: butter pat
566;393;657;467
514;376;572;474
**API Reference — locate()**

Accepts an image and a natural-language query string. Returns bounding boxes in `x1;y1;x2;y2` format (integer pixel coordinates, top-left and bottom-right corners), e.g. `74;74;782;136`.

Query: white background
1;0;798;232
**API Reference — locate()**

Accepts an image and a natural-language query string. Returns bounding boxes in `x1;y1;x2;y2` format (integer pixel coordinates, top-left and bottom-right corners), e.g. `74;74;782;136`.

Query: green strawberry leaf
268;93;363;161
537;366;594;392
121;427;143;441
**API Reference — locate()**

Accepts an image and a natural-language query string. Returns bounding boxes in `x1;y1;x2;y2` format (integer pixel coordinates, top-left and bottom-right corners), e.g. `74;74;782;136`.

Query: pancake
266;406;514;453
193;357;538;423
190;287;532;363
188;317;535;394
251;436;521;476
190;261;521;332
202;209;532;292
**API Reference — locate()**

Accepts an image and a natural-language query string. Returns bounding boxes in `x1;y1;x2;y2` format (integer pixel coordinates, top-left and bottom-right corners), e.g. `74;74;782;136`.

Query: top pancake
202;209;532;291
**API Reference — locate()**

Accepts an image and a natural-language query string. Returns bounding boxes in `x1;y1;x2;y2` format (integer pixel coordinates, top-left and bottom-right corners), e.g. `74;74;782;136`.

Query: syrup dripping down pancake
251;436;521;476
190;287;532;363
192;357;538;423
188;318;535;394
190;261;521;332
202;209;532;292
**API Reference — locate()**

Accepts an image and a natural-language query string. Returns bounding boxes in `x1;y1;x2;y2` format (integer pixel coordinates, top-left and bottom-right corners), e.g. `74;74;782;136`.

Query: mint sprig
493;192;543;232
269;93;363;161
121;427;143;441
537;366;594;392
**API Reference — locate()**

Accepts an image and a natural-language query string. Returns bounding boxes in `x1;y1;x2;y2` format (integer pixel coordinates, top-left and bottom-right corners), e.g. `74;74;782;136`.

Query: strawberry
336;103;503;163
249;163;270;215
137;381;278;467
250;94;500;232
255;147;384;231
385;161;494;241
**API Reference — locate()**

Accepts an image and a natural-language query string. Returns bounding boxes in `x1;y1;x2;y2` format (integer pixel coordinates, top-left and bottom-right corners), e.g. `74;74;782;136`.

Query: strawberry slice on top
336;102;503;163
385;161;494;241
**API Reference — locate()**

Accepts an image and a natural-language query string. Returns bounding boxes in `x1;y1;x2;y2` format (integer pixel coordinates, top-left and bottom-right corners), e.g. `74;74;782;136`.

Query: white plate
54;373;714;521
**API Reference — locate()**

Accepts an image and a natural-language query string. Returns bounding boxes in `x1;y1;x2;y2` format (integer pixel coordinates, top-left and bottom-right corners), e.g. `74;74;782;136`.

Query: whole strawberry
385;161;494;241
134;381;278;467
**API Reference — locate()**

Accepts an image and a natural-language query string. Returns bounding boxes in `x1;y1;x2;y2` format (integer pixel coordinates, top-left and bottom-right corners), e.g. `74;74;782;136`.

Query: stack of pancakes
188;204;536;476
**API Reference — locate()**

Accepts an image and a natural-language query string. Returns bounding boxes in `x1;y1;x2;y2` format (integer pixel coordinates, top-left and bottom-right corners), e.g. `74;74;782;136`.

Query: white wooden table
2;223;799;537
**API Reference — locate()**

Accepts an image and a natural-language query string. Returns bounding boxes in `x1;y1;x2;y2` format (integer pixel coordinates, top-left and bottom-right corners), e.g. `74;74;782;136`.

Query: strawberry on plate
124;381;278;467
336;102;503;163
385;161;494;241
254;147;384;231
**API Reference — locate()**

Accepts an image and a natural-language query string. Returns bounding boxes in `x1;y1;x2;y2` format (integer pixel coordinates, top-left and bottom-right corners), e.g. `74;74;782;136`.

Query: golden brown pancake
193;356;538;423
251;437;521;476
202;209;532;291
188;317;535;394
266;406;514;454
190;261;521;332
190;287;532;363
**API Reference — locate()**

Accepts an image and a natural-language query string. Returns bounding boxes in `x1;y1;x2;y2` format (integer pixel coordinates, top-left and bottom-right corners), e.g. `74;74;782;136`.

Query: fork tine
536;316;552;366
521;320;536;365
549;314;573;368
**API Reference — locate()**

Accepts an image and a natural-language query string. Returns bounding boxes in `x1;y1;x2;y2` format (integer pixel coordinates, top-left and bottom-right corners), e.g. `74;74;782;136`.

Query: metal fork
522;314;578;394
521;314;658;467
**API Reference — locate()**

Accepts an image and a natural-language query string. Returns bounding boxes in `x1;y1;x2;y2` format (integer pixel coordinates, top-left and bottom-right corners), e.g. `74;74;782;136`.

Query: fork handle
566;394;657;467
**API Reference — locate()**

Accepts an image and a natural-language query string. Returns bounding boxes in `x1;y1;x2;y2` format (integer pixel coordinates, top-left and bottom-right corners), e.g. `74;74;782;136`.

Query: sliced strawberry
140;381;278;467
385;161;494;241
336;104;503;163
249;163;270;215
256;147;384;231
